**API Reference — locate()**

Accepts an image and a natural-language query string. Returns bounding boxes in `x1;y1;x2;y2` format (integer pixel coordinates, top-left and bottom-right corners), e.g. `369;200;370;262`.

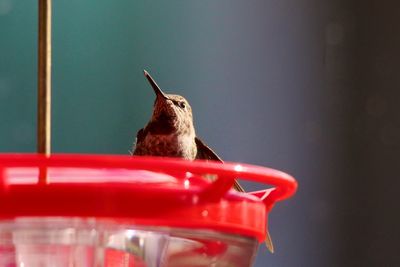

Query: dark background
1;1;399;266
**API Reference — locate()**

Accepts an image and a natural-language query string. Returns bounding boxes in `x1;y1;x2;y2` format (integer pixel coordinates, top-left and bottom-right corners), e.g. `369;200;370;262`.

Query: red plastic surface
0;153;297;242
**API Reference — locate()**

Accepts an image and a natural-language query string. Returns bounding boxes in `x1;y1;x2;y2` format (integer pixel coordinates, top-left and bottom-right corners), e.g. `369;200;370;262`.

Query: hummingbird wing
195;137;245;192
132;128;147;155
195;137;274;253
136;128;146;144
195;137;223;162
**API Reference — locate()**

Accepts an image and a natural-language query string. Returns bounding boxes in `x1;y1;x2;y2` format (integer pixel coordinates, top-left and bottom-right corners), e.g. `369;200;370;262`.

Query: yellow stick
37;0;52;184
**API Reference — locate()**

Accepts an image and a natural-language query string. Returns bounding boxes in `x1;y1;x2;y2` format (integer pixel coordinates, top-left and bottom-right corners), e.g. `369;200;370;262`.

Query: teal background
1;1;400;266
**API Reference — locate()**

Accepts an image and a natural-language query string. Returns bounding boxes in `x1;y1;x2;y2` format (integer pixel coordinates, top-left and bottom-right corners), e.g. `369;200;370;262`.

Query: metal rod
38;0;52;184
37;0;51;155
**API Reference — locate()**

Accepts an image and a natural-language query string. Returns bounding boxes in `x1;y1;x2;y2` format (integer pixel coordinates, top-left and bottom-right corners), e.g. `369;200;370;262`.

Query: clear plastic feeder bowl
0;154;297;267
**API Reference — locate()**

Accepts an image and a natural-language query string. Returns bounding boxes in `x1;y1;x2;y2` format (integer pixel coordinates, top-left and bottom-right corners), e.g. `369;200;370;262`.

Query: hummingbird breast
134;133;197;160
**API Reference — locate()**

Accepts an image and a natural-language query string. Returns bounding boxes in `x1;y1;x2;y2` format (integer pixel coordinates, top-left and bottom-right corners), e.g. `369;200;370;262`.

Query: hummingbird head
144;70;195;135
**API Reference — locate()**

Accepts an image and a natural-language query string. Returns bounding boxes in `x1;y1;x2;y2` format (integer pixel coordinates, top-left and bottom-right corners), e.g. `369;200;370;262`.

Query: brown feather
195;137;244;192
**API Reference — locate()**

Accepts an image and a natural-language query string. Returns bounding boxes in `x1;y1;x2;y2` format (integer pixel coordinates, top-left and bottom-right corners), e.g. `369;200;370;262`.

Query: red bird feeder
0;153;297;266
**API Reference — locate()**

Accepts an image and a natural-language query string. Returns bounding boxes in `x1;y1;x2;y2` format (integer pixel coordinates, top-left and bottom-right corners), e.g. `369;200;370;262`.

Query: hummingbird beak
143;70;169;100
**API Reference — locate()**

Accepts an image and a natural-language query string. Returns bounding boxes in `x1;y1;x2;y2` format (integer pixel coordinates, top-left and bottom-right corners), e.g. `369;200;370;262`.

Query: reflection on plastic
0;218;257;267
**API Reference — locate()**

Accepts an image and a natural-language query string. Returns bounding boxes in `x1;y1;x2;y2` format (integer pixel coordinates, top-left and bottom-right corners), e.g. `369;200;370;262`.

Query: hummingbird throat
148;114;176;135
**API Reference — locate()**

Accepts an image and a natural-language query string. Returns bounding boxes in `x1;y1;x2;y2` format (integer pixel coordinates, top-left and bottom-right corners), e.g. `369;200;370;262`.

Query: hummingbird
132;70;244;190
132;70;274;252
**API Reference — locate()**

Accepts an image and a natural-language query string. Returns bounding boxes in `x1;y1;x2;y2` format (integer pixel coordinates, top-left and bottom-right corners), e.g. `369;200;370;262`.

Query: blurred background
1;0;399;266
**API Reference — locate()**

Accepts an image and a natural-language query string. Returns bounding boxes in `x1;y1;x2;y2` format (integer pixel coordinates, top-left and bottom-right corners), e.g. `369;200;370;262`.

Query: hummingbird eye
179;102;186;109
171;100;186;109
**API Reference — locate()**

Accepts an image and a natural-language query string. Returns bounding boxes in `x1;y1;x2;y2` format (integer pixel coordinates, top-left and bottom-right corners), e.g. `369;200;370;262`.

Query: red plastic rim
0;153;297;242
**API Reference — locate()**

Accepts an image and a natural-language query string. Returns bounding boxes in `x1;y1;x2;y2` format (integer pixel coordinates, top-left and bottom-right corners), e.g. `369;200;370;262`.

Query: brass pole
37;0;51;155
38;0;52;183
